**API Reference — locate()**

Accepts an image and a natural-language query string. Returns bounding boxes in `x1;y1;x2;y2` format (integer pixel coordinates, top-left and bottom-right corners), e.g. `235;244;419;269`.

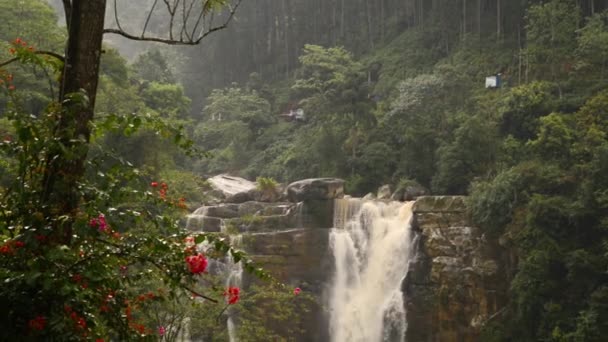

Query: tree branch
141;0;159;38
103;0;242;46
0;51;65;68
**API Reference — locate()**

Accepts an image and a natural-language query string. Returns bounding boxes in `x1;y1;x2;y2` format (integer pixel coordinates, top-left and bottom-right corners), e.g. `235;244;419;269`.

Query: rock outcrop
187;177;508;341
404;196;508;342
377;184;392;199
286;178;344;202
207;174;257;203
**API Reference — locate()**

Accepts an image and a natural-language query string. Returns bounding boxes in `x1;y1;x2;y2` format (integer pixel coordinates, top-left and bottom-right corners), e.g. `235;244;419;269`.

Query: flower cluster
124;292;162;335
71;274;88;289
89;213;108;232
99;291;116;313
0;70;15;91
9;38;34;54
151;181;169;199
151;181;187;208
64;306;87;332
88;213;121;239
224;286;240;305
28;316;46;331
185;254;208;274
0;239;25;255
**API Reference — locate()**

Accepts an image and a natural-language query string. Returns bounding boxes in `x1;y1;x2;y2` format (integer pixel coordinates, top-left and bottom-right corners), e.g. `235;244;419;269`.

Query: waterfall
186;207;243;341
329;198;416;342
224;233;243;342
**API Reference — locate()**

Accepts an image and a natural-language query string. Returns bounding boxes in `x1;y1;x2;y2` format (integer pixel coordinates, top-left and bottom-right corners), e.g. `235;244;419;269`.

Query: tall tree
3;0;241;239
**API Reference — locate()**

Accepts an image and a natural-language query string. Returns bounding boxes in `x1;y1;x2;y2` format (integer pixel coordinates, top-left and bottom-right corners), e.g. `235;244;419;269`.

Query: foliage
256;176;278;192
576;11;608;79
236;284;318;341
0;94;262;339
132;49;176;84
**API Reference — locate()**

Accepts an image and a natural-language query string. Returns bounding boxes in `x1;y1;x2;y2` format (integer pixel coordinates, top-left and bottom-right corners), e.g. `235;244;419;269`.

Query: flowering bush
0;60;269;340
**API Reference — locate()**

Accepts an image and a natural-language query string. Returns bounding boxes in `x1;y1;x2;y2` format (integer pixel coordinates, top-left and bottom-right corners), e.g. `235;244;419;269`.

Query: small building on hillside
485;74;502;89
280;108;306;122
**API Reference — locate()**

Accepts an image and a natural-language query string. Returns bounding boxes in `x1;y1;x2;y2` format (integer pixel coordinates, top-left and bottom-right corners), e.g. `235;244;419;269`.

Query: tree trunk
340;0;345;40
463;0;467;40
366;0;374;49
496;0;501;41
44;0;107;243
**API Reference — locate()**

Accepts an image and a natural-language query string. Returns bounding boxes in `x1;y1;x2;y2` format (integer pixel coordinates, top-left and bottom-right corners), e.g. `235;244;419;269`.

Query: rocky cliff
405;196;509;342
188;177;508;341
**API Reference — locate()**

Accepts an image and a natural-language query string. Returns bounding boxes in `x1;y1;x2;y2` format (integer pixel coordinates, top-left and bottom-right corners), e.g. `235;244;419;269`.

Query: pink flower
294;287;301;296
224;286;240;305
89;213;109;232
97;214;108;231
185;254;208;274
158;326;166;336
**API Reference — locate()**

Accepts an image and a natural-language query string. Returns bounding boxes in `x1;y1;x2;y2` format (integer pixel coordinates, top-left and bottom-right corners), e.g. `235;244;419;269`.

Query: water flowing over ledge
329;198;416;342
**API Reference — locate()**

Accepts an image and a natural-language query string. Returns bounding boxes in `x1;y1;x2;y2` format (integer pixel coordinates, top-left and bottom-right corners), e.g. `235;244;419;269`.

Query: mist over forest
2;0;608;341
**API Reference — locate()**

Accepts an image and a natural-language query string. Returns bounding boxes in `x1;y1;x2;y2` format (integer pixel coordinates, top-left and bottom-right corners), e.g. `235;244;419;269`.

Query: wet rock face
286;178;345;202
405;196;508;342
207;174;257;203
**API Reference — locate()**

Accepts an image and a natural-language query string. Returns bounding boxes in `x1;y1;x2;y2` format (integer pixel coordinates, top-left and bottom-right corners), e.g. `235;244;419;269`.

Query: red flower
28;316;46;331
0;243;13;255
150;181;158;187
76;317;87;329
294;287;301;296
223;286;240;305
185;254;208;274
13;241;25;248
72;274;83;284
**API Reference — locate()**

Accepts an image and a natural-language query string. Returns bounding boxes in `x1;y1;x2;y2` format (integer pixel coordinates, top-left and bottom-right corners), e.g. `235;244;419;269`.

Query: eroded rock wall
405;196;508;342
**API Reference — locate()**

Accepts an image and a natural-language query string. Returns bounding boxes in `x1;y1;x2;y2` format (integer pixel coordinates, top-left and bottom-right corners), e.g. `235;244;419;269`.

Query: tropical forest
1;0;608;341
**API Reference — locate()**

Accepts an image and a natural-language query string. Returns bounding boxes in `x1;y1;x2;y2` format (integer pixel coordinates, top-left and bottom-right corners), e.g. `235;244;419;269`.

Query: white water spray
329;198;416;342
224;233;243;342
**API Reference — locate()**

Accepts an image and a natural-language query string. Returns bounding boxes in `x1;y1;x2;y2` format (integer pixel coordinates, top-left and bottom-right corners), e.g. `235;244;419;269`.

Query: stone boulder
207;174;257;203
377;184;392;200
412;195;467;213
286;178;344;202
362;192;376;200
391;184;429;201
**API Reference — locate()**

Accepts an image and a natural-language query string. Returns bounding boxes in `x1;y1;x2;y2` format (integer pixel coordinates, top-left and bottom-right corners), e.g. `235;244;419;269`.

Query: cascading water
329;198;416;342
186;207;243;342
224;233;243;342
